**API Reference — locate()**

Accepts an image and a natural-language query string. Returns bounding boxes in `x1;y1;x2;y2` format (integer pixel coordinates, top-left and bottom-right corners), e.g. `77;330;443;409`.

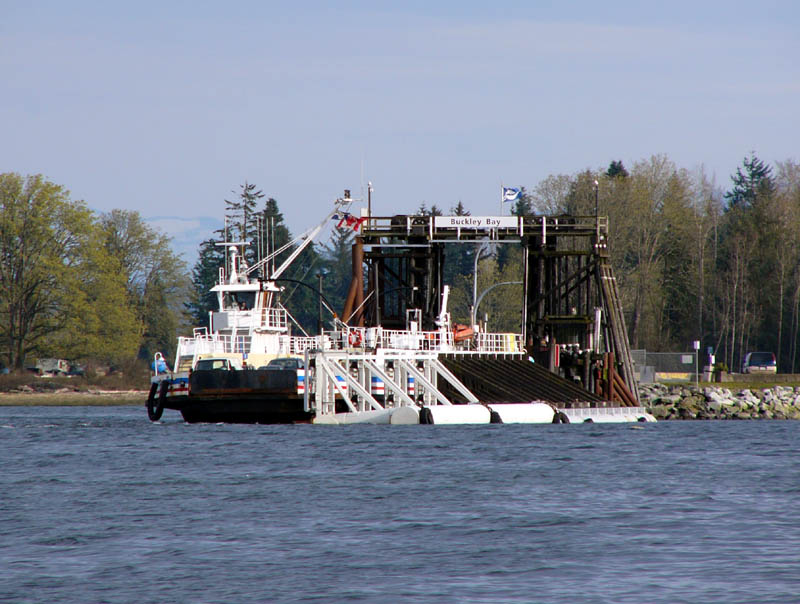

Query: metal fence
631;349;699;383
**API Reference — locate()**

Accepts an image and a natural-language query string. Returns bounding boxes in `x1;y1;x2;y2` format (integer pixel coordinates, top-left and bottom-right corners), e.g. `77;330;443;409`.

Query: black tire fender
147;381;167;421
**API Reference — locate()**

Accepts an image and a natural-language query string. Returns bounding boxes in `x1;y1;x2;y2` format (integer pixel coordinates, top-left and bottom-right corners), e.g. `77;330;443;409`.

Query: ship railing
258;307;289;331
378;328;454;351
472;332;524;354
327;325;521;354
206;308;289;333
177;333;253;358
332;326;455;351
289;335;332;354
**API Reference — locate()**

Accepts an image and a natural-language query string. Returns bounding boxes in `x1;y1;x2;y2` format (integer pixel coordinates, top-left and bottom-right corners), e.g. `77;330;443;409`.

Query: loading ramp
440;356;607;407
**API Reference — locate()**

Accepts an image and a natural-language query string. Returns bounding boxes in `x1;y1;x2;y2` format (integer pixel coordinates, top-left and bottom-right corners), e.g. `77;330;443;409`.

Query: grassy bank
0;391;146;406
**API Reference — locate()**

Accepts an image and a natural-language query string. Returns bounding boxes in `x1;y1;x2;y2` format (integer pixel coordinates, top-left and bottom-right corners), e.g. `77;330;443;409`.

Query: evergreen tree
724;153;774;209
225;182;265;265
261;197;292;271
606;160;629;179
510;187;533;216
451;201;470;216
321;226;357;319
261;197;323;334
280;241;324;335
416;203;442;216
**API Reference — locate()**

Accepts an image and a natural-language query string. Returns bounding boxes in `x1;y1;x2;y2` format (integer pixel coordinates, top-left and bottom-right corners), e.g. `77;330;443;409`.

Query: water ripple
2;407;800;603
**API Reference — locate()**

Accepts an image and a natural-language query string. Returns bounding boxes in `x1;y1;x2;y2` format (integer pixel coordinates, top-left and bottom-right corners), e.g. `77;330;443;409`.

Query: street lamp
472;281;523;328
471;239;490;325
593;179;600;242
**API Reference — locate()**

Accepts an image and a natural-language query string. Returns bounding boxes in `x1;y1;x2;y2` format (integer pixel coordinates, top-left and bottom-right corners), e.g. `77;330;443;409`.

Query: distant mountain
146;215;222;266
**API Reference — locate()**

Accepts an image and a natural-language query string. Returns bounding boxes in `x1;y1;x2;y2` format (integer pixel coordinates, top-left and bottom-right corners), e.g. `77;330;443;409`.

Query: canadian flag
335;213;367;231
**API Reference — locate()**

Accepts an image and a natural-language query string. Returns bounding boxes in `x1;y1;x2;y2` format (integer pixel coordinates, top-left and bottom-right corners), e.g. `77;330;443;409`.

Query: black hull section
167;368;312;424
178;397;312;424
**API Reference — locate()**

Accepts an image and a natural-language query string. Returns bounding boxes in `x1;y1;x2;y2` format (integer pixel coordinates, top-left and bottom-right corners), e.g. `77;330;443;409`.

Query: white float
421;404;491;424
389;406;421;425
487;402;555;423
560;407;656;423
312;409;394;425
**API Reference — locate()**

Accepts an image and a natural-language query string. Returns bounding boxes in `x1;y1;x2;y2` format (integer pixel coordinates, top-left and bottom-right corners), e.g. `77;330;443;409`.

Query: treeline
5;152;800;375
519;153;800;373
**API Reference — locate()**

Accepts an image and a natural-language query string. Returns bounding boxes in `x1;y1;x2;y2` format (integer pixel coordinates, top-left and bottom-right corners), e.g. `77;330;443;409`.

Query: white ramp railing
306;350;482;418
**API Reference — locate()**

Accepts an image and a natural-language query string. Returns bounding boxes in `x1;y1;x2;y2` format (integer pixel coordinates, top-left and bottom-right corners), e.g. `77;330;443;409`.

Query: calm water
1;407;799;603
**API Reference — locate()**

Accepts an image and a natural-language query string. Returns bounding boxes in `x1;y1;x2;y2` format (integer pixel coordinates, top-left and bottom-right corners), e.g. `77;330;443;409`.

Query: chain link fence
631;349;699;383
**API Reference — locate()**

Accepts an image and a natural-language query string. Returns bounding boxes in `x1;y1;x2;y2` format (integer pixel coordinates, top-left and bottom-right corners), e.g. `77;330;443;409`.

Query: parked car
35;358;70;376
194;357;243;371
742;352;777;374
263;357;304;370
67;364;86;377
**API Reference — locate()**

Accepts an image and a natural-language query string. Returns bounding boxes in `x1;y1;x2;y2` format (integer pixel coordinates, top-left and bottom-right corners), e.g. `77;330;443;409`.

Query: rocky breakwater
640;383;800;420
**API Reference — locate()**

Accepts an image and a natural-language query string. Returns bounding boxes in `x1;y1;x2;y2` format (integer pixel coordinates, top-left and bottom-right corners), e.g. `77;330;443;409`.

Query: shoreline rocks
640;383;800;420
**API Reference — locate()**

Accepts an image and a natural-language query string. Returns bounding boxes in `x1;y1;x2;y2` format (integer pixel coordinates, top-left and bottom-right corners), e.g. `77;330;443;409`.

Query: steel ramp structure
439;356;605;406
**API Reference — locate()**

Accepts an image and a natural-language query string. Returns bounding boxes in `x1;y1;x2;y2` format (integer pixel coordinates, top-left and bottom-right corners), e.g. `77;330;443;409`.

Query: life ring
147;380;167;421
348;331;362;347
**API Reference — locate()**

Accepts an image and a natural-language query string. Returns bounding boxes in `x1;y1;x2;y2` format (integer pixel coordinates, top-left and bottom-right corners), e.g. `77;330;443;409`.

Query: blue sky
3;1;798;253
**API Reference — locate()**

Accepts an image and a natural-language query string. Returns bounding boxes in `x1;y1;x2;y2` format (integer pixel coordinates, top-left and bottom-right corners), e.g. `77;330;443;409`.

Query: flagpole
500;183;503;216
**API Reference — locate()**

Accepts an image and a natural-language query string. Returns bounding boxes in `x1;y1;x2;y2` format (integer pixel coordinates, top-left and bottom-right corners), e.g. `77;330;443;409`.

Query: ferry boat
147;192;655;425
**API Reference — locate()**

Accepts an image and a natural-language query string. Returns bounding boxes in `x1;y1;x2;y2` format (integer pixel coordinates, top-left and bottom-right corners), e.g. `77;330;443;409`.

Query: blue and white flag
502;187;521;203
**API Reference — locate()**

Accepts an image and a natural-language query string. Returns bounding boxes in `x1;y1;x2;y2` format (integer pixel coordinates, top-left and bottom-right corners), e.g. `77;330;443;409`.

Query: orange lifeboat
453;324;474;342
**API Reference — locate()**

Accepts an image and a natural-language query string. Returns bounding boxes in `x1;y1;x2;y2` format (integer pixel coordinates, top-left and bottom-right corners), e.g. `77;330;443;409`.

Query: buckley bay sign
433;216;518;229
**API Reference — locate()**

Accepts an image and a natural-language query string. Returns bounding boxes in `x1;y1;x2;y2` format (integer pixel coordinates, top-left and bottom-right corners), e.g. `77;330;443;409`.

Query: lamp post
593;179;600;242
473;281;523;328
693;339;700;386
471;239;489;326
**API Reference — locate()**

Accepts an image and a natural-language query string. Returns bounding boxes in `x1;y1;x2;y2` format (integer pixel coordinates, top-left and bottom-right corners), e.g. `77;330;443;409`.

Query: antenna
270;216;276;277
360;157;365;201
256;214;264;279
